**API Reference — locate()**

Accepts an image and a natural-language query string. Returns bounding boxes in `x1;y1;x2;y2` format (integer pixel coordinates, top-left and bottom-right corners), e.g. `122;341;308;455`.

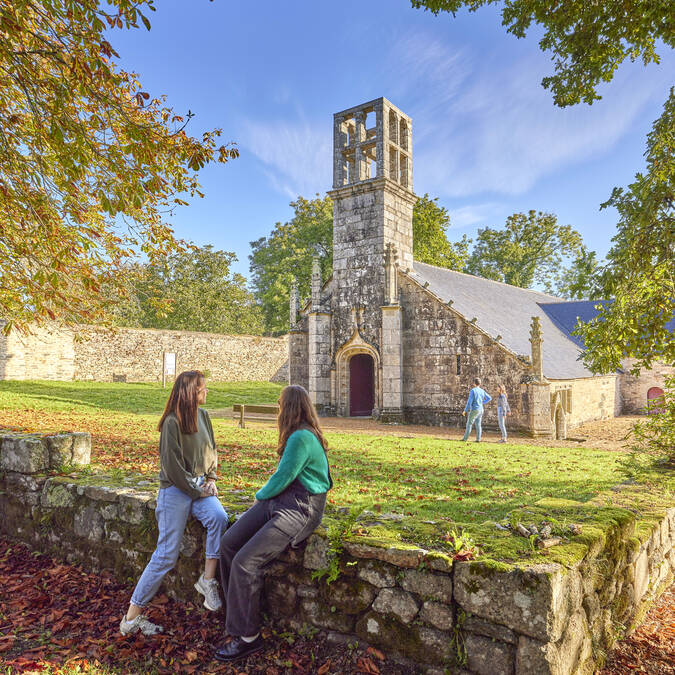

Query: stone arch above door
334;329;381;417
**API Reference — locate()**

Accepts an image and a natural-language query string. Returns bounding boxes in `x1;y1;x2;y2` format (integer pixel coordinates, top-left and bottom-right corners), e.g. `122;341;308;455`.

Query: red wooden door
349;354;374;416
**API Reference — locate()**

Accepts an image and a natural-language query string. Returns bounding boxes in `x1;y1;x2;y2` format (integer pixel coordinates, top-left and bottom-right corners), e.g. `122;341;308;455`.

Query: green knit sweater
256;429;331;500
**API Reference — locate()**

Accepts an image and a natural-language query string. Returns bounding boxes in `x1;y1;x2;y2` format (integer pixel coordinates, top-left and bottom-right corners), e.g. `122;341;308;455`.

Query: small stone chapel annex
288;97;672;439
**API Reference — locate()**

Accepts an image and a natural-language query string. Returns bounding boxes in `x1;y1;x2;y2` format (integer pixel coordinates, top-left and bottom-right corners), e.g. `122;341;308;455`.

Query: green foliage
312;509;362;585
576;90;675;374
465;210;586;293
250;193;465;334
249;195;333;335
409;0;674;107
108;244;264;335
621;376;675;479
0;0;237;332
413;194;470;270
554;249;604;300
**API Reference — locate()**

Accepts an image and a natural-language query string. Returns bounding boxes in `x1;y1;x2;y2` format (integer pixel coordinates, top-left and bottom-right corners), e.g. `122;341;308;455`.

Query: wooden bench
232;404;279;428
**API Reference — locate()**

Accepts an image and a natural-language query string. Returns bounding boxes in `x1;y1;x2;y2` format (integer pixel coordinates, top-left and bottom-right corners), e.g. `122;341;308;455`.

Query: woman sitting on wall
120;370;229;636
215;384;332;662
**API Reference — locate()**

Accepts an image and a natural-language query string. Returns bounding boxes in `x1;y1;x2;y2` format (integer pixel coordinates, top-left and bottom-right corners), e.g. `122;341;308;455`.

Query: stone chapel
288;97;672;439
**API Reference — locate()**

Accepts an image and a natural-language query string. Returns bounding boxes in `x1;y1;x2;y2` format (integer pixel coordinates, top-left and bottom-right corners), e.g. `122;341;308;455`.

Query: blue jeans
463;409;483;441
498;410;507;440
131;481;229;607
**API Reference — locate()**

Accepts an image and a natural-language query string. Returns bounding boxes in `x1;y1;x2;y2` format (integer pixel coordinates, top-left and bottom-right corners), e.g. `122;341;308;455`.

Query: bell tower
325;97;415;418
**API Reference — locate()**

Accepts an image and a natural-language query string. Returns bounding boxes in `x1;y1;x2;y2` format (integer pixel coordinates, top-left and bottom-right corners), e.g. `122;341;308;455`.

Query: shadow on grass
0;380;283;415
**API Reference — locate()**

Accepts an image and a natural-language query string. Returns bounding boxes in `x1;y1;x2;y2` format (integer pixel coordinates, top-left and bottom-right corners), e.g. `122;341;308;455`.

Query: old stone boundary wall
2;432;674;674
0;324;288;383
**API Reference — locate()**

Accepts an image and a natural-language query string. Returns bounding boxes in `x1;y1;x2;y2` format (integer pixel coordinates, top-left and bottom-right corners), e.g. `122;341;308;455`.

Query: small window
456;355;461;375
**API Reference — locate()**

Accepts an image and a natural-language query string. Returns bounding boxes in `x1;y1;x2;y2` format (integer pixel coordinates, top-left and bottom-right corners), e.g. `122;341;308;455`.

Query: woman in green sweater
120;370;229;637
215;385;331;662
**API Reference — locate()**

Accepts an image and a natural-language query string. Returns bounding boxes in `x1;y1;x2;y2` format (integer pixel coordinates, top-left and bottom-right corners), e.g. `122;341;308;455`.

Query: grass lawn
1;380;672;565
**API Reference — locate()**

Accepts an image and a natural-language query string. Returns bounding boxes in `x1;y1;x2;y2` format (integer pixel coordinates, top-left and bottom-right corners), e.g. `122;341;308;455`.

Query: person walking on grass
214;385;332;663
461;377;492;443
120;370;229;637
496;384;511;443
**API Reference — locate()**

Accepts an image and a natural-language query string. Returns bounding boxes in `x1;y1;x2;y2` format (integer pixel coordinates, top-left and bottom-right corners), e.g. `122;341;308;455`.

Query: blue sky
111;0;674;278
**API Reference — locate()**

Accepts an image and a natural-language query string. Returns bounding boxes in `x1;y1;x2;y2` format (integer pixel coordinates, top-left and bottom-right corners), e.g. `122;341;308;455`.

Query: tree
413;194;471;270
554;249;604;301
249;196;333;335
110;245;264;335
410;0;675;107
465;211;586;293
575;92;675;374
0;0;237;333
410;0;675;377
249;194;466;334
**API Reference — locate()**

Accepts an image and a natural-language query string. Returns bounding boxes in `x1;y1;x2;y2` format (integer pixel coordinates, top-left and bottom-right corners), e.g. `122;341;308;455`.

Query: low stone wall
1;433;673;674
0;323;289;383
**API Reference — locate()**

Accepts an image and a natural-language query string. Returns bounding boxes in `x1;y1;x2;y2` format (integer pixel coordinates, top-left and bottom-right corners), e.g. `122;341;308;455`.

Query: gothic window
389;110;398;144
399;119;409;150
456;355;461;375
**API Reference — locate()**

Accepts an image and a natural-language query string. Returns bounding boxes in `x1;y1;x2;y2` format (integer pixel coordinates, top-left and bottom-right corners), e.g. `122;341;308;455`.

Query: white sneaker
194;573;222;611
120;613;163;636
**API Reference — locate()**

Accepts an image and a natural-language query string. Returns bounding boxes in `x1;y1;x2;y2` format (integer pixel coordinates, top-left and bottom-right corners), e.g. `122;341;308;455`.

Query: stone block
83;485;120;502
356;559;397;587
463;614;518;645
5;472;43;492
45;434;74;467
355;611;453;666
634;549;649;602
400;569;452;604
419;600;453;631
266;578;298;617
319;578;377;614
465;633;515;675
454;561;582;642
1;435;49;474
515;610;592;675
71;433;91;464
41;479;76;508
344;541;426;568
372;587;419;624
73;504;104;542
300;598;354;633
303;534;329;570
118;493;152;524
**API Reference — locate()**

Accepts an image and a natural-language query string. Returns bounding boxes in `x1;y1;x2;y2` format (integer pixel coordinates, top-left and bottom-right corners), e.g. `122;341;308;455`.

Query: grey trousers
219;480;326;637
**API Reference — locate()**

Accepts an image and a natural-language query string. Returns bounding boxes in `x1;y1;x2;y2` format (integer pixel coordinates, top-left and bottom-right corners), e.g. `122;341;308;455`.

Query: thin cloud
239;118;331;199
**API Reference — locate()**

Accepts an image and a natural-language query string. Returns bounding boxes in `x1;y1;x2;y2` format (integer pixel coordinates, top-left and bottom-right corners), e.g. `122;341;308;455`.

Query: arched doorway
647;387;665;414
349;353;375;416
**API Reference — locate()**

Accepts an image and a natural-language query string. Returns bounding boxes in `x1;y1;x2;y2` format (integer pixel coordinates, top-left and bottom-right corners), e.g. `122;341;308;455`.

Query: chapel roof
409;261;596;380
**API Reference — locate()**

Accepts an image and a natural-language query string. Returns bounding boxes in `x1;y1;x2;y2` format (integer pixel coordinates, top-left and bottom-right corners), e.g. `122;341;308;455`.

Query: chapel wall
618;359;674;414
551;376;618;429
398;276;531;429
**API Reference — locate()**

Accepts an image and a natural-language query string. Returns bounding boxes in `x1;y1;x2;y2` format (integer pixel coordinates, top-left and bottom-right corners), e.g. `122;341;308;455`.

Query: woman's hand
203;479;218;497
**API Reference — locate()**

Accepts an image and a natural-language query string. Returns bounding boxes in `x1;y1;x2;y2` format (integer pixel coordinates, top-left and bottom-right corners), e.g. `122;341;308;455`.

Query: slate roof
410;261;596;379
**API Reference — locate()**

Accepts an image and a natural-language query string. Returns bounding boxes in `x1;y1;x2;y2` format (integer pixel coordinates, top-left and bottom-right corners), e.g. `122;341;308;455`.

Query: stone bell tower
316;97;416;418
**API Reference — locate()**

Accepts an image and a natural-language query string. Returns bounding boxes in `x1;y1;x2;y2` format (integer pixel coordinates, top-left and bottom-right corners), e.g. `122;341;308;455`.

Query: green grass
0;379;282;415
1;380;671;565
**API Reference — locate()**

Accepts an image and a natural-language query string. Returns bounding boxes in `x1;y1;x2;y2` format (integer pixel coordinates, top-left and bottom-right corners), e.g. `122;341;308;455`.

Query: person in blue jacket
214;385;332;663
461;377;492;442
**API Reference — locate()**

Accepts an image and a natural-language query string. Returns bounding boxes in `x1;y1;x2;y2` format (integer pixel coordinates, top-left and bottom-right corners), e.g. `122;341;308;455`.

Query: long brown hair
276;385;327;457
158;370;204;434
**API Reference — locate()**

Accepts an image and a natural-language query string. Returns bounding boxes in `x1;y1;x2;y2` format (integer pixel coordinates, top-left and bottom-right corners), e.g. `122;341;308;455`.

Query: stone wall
0;324;288;383
399;275;531;431
619;360;674;414
3;431;673;674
